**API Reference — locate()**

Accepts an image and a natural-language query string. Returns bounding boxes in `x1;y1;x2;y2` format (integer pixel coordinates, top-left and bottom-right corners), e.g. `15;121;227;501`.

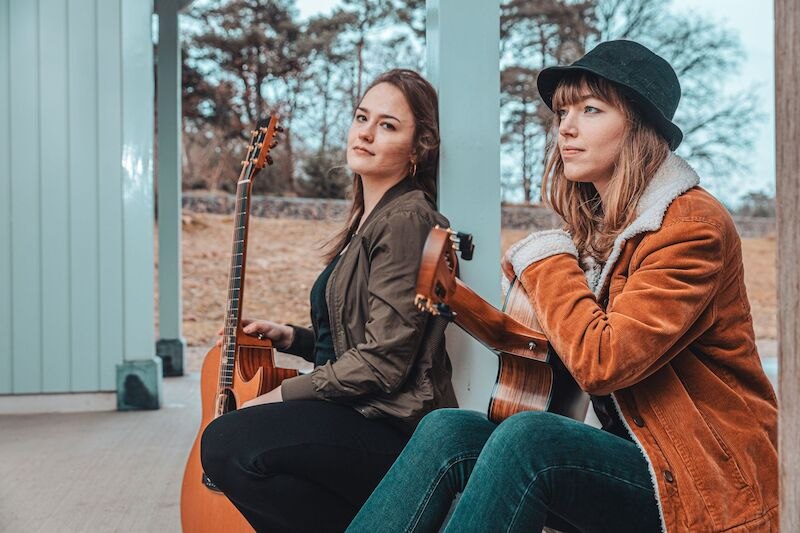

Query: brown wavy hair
540;72;670;262
324;69;440;262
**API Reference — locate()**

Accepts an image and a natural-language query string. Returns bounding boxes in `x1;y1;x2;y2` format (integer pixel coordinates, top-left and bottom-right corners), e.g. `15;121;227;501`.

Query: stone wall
182;191;776;238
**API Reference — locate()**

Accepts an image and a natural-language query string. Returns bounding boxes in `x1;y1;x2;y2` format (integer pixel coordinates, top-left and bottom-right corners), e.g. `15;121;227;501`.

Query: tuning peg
270;140;279;148
266;155;274;166
275;125;284;133
415;295;433;313
456;232;474;260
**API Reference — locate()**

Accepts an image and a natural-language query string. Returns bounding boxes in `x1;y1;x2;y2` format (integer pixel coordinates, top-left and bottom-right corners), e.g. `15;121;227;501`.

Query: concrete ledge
0;392;117;415
116;357;163;410
182;192;776;237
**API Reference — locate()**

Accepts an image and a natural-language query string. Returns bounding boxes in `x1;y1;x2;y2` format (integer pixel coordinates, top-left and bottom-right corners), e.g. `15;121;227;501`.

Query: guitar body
488;278;588;423
180;337;298;533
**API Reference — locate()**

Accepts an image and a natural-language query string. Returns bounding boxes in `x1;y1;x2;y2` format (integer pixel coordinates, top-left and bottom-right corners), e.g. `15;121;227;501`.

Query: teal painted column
426;0;501;412
116;0;162;410
155;0;185;377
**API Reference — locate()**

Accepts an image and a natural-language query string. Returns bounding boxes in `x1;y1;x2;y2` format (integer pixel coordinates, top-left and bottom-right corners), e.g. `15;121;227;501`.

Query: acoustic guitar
180;117;298;533
415;226;588;423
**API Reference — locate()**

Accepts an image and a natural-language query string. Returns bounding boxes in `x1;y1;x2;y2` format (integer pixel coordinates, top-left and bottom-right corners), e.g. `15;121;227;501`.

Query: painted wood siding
0;0;155;394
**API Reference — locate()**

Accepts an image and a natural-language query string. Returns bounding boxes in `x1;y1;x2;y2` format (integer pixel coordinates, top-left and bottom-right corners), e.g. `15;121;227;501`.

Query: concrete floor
0;343;779;533
0;372;200;533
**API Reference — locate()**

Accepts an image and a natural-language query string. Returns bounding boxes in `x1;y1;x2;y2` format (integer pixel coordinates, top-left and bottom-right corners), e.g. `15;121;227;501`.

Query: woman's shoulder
371;189;449;229
661;186;737;236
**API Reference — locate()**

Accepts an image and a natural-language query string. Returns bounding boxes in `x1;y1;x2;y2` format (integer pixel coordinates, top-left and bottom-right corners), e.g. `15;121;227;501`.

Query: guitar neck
446;279;549;360
220;179;252;387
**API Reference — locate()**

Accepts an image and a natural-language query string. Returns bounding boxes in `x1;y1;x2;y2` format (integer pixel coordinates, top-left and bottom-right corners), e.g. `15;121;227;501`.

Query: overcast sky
294;0;776;202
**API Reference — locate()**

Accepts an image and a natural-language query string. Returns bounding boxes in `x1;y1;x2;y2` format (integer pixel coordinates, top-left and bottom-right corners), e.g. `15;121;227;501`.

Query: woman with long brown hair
200;68;457;533
348;41;777;532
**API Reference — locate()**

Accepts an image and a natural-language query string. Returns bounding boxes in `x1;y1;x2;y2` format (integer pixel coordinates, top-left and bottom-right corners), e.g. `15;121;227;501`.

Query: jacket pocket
695;405;753;491
646;369;760;527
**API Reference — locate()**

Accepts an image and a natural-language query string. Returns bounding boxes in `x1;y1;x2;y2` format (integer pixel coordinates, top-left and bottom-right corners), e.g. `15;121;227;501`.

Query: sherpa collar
504;153;701;298
589;152;700;296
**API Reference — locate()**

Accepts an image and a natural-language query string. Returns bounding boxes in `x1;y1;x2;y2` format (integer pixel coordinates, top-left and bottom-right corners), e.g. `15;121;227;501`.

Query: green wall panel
10;0;43;393
1;0;156;396
97;0;125;390
39;0;72;392
0;0;12;394
68;0;101;391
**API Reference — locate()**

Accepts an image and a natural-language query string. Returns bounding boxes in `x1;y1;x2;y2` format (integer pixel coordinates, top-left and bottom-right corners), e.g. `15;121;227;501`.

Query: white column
426;0;501;412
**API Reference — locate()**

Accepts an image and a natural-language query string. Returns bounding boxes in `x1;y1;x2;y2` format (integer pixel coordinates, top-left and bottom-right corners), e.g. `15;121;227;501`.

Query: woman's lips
561;148;584;157
353;146;374;156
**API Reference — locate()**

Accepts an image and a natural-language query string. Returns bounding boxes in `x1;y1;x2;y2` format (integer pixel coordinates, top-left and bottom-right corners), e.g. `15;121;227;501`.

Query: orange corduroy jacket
504;154;778;532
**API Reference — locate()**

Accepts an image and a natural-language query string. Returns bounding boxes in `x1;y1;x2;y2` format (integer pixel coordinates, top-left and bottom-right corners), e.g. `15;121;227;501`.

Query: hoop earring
410;161;417;177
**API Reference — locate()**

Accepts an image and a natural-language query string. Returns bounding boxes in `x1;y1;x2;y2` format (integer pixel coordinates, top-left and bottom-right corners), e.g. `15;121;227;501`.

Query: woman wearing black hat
346;40;777;532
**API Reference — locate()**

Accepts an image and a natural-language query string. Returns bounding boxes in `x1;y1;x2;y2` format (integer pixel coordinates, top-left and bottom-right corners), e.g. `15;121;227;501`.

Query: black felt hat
537;40;683;150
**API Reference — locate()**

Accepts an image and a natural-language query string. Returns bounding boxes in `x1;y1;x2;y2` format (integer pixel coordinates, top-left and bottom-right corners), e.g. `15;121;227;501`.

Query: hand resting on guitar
215;318;294;351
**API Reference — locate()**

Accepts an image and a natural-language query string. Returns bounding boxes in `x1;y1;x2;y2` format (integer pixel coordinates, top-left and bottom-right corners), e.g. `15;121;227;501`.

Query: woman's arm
281;325;316;362
509;219;726;395
281;210;436;401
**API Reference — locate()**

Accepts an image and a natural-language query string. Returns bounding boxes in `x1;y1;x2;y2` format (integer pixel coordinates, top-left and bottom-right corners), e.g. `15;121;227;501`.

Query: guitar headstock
240;116;283;179
415;226;474;317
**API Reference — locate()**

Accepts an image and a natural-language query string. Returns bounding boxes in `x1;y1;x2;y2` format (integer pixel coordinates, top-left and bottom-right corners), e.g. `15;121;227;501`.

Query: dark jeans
347;409;661;533
200;400;409;533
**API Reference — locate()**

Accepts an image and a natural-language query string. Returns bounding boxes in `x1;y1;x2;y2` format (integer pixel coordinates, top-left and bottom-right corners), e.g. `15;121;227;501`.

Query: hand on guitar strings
215;318;295;350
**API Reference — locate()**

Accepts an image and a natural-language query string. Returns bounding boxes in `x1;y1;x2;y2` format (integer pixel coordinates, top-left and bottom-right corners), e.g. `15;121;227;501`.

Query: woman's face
346;82;416;182
556;92;627;197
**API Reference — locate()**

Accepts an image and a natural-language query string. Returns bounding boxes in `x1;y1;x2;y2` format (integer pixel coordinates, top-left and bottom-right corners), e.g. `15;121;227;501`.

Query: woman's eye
380;122;396;131
556;109;567;118
355;114;367;122
584;105;600;114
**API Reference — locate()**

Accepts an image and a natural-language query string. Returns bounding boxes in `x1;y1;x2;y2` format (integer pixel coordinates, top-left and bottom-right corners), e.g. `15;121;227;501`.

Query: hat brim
537;64;683;151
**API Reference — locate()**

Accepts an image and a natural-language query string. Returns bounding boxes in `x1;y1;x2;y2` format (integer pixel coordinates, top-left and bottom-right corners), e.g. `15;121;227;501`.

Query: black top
309;254;341;367
590;394;632;442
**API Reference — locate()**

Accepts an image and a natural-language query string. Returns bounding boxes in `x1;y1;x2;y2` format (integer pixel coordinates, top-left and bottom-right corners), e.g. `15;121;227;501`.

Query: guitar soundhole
221;388;237;413
202;472;222;493
435;282;445;299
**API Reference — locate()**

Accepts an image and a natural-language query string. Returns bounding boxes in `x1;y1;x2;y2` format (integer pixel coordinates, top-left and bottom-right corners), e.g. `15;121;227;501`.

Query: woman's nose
559;112;577;137
358;125;374;143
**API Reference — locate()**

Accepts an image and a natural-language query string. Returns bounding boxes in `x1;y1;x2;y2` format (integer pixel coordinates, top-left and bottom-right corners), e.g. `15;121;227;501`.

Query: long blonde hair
541;72;670;262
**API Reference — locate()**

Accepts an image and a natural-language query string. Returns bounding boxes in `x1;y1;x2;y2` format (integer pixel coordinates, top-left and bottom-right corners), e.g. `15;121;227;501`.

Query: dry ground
156;213;776;370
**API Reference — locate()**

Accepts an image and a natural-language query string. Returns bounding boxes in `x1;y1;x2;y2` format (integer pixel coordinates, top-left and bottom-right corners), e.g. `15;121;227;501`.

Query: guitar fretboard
219;179;251;390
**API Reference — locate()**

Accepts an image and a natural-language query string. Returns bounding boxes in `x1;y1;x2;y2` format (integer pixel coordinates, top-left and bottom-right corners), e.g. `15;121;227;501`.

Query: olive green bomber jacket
280;180;458;431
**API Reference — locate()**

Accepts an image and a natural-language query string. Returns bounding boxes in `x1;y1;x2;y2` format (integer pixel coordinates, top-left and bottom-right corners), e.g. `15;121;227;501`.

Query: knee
200;414;240;485
416;408;477;434
408;409;493;460
485;411;575;461
496;410;570;438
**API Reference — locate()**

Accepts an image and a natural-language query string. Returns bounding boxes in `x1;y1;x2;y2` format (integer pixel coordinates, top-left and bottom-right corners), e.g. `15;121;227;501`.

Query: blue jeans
347;409;661;533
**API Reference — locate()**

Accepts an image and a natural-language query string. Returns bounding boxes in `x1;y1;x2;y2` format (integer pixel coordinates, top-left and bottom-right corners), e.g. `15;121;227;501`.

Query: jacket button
664;470;674;483
633;416;644;427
